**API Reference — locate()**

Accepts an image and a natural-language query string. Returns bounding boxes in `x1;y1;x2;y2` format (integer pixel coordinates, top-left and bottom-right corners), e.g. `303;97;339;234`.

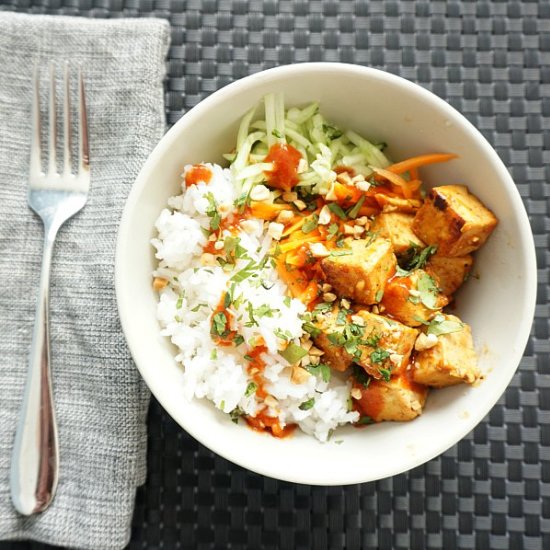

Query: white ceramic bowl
116;63;536;485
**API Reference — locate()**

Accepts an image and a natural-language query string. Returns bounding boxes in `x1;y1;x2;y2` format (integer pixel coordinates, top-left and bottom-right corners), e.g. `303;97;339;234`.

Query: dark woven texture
0;1;548;549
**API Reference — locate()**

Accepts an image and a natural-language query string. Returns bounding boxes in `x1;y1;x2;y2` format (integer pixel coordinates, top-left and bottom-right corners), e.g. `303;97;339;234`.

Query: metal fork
10;63;90;516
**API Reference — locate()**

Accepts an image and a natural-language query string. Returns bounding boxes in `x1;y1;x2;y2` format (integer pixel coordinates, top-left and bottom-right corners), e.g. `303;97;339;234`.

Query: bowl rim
116;62;537;485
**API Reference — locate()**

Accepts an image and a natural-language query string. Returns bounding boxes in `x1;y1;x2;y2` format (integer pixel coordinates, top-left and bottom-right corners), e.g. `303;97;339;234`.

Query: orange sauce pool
245;410;297;438
185;164;212;187
243;345;297;438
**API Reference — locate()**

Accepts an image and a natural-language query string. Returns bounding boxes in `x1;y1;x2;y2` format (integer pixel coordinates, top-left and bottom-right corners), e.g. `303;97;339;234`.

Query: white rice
152;163;358;442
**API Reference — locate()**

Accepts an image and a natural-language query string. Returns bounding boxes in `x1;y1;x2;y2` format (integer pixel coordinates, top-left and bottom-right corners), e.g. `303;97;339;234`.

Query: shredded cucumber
228;95;391;195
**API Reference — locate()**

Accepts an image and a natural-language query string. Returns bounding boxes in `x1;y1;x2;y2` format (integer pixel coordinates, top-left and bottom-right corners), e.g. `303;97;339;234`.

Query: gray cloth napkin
0;12;170;549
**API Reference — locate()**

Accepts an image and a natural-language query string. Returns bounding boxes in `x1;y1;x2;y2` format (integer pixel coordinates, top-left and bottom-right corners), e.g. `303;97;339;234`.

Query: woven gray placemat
0;1;548;549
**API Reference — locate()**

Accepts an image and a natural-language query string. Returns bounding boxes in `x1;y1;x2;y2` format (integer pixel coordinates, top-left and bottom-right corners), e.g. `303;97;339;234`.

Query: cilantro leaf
328;203;347;220
306;363;331;383
417;273;441;310
299;398;315;411
245;382;258;397
301;214;319;234
426;314;464;336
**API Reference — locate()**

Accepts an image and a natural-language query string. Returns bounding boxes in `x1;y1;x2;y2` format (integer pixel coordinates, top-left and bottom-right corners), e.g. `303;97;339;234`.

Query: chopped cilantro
253;304;279;318
397;244;438;272
351;364;371;388
176;292;185;309
205;192;221;231
301;214;319;234
233;334;245;346
363;332;381;348
306;363;331;383
302;321;321;338
220;400;225;411
375;289;384;303
274;328;293;341
347;195;366;219
245;381;258;397
357;415;375;425
244;354;253;362
231;260;257;282
327;223;339;239
223;291;232;309
299;397;315;411
283;296;292;307
378;366;392;382
370;348;390;364
211;312;228;336
417;273;441;310
210;349;218;360
230;407;244;424
426;314;464;336
328;202;347;220
272;129;283;138
336;308;348;326
313;302;332;314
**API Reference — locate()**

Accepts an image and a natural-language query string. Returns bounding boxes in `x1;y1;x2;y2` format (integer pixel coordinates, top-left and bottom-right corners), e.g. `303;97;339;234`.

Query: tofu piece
352;373;428;422
313;306;353;372
425;254;473;296
412;185;498;256
412;314;480;387
374;194;423;214
321;237;396;305
381;269;448;326
313;306;418;379
371;212;425;254
353;310;418;378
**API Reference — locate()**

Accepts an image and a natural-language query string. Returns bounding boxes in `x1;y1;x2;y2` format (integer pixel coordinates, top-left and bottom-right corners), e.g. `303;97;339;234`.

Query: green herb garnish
306;363;331;383
328;202;347;220
299;398;315;411
245;382;258;397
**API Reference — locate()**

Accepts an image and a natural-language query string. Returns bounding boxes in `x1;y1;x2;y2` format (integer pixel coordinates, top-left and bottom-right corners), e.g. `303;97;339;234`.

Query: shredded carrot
275;258;307;298
249;201;291;221
386;153;457;175
279;235;320;254
332;182;362;205
371;167;414;198
282;216;307;237
300;279;320;304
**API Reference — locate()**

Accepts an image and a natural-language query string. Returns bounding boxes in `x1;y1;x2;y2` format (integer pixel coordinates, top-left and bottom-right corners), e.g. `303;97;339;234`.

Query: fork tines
31;63;89;183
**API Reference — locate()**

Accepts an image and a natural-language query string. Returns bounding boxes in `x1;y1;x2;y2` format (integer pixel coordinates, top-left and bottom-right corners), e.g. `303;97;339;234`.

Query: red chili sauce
264;143;302;191
243;345;297;438
185;164;212;187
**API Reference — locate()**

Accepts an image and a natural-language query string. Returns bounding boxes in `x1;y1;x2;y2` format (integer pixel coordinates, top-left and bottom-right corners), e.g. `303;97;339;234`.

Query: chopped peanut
153;277;168;291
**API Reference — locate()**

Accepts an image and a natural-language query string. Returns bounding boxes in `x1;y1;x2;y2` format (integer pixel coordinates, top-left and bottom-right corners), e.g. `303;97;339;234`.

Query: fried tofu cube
381;269;448;326
412;314;480;387
352;373;428;422
412;185;498;256
425;254;473;296
353;311;418;378
374;194;423;214
371;212;425;254
313;306;418;379
313;306;353;372
321;237;396;305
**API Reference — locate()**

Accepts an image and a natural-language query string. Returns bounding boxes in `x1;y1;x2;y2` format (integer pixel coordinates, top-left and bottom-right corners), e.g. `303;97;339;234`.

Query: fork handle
11;229;59;515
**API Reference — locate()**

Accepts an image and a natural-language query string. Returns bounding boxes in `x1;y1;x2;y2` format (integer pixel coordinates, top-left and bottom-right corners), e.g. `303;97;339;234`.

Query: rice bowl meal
151;94;498;443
